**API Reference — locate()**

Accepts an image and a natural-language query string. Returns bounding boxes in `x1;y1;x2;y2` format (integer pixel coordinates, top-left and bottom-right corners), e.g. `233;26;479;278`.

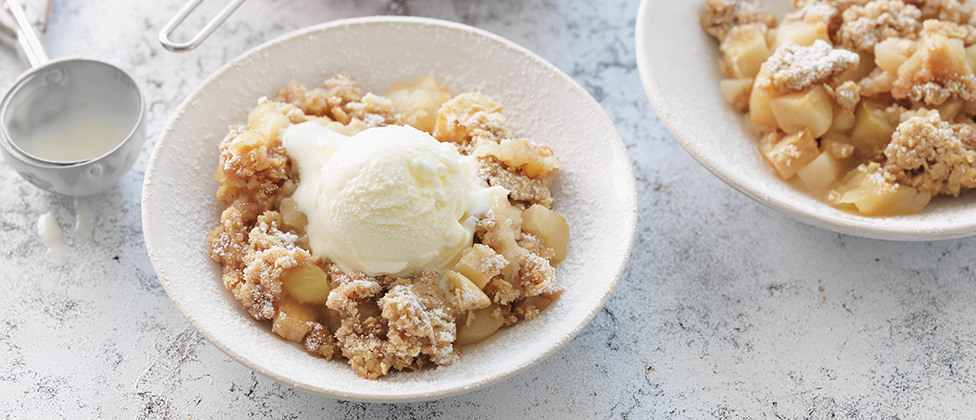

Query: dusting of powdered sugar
762;40;859;92
784;3;838;23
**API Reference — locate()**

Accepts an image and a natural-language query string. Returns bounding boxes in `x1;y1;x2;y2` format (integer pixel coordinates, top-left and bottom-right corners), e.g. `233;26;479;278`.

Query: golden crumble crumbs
884;109;976;195
833;80;862;110
835;0;922;52
702;0;778;41
761;40;860;93
785;3;839;25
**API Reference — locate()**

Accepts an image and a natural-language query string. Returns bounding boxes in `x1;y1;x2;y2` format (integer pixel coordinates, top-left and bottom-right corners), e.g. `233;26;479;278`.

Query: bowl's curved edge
634;0;976;242
143;15;639;402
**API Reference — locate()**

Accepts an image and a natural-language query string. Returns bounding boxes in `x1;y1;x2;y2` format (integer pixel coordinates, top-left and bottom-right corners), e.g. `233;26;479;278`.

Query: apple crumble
206;74;567;379
702;0;976;215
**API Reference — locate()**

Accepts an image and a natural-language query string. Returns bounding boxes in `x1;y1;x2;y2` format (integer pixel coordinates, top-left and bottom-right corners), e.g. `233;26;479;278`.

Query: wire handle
3;0;48;67
159;0;246;52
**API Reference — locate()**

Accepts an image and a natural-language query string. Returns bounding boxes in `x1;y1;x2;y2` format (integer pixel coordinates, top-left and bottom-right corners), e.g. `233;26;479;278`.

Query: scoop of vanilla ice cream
281;123;499;277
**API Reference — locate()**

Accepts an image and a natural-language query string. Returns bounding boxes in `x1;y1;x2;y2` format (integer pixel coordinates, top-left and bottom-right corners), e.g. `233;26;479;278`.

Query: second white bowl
636;0;976;240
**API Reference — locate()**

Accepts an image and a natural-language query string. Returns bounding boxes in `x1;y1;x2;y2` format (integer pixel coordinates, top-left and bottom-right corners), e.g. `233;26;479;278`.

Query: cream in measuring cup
0;0;145;196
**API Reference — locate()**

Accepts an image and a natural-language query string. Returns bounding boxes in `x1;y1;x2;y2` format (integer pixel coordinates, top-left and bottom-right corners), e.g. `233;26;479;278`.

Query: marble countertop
2;0;974;418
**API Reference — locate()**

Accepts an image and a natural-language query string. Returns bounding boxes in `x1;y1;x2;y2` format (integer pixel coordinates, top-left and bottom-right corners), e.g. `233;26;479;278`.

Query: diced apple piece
478;138;559;178
520;204;570;263
902;35;966;83
875;38;914;73
749;65;780;128
832;106;856;132
828;165;931;215
523;295;556;312
281;265;331;305
886;189;933;215
966;44;976;69
720;78;754;112
456;304;505;347
721;25;771;78
797;152;842;193
749;80;778;127
949;38;968;69
897;49;923;80
758;131;778;157
834;52;875;85
247;101;290;141
833;185;897;215
858;68;895;97
937;99;963;121
770;85;833;137
742;113;764;138
386;75;452;133
454;244;506;289
446;270;491;312
434;92;502;144
761;130;819;180
279;197;307;230
850;102;898;159
272;299;318;342
773;20;829;50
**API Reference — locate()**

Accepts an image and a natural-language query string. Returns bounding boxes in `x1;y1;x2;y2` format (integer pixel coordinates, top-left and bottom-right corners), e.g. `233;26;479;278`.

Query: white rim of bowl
635;0;976;241
143;16;638;402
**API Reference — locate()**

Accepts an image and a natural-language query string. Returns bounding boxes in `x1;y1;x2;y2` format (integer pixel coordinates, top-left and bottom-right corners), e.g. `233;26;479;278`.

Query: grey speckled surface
1;0;974;418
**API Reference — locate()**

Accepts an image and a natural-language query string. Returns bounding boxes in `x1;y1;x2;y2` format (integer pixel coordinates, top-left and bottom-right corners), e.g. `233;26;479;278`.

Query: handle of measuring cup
159;0;246;52
3;0;49;67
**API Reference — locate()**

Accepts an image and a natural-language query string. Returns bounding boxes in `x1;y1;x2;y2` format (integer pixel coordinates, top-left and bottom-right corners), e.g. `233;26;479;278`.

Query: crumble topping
833;80;862;110
208;209;314;320
884;109;976;195
433;92;510;148
518;252;559;297
907;0;972;22
477;157;555;207
720;24;772;77
835;0;923;52
701;0;777;41
786;3;839;25
792;0;871;13
474;137;560;178
327;278;382;318
381;274;462;364
214;127;296;223
760;40;860;93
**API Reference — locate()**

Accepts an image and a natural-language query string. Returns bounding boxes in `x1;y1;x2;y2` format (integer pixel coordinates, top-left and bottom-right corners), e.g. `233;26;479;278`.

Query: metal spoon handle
3;0;48;67
159;0;246;52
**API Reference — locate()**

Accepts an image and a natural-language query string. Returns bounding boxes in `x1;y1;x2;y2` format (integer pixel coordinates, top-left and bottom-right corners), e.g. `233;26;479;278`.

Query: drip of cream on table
37;212;66;264
281;122;507;277
15;106;128;162
74;197;92;239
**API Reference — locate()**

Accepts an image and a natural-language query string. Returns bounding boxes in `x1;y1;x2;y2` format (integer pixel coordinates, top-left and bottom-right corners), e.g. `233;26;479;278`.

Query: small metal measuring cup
0;0;145;196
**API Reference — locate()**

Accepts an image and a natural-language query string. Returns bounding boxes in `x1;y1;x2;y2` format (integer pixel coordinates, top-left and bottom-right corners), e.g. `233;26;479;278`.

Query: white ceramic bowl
142;17;637;402
636;0;976;240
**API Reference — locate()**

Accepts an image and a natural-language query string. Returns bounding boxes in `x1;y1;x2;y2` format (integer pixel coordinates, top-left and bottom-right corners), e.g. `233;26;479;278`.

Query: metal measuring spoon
0;0;144;196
